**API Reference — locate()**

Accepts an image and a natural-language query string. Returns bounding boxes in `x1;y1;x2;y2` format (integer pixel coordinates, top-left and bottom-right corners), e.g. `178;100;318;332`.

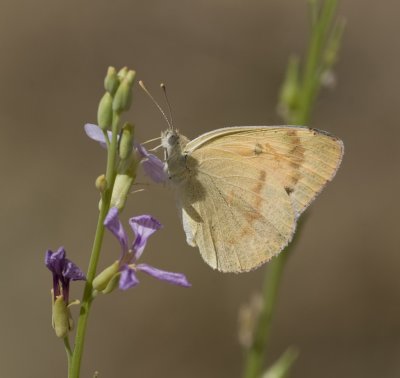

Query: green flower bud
95;174;107;193
102;271;122;294
119;123;134;161
262;347;299;378
124;70;136;86
279;55;299;111
110;153;139;210
117;67;129;81
97;92;113;130
92;260;120;292
324;19;346;68
110;173;134;210
104;66;119;95
112;70;136;113
52;295;71;338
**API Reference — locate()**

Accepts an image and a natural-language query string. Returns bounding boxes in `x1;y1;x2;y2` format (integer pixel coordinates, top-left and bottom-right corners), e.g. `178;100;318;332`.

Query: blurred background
1;0;399;377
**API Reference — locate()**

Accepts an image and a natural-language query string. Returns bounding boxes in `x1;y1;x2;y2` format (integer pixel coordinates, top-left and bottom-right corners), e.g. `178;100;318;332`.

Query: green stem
243;252;289;378
69;112;121;378
243;219;305;378
64;337;73;372
297;0;337;124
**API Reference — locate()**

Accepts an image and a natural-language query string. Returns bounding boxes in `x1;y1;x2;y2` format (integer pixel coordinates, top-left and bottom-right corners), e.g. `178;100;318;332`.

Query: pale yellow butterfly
161;125;343;273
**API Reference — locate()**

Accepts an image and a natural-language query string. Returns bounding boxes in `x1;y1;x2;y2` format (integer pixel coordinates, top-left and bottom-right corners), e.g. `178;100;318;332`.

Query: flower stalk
55;67;182;378
68;69;133;378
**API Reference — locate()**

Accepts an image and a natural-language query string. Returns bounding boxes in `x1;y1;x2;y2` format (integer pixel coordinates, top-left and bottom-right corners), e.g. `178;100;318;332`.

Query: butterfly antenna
141;136;162;145
148;143;163;152
160;83;174;131
139;80;173;130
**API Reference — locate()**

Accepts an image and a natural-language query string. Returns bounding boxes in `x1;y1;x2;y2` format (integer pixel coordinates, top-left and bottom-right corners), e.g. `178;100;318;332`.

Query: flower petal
63;259;86;281
136;144;167;183
104;207;129;256
45;247;66;276
119;265;140;290
129;215;162;260
84;123;112;148
137;263;191;287
142;154;168;183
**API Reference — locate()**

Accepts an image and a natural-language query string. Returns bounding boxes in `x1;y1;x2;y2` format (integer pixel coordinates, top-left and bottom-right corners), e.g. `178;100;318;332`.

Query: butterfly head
161;129;181;158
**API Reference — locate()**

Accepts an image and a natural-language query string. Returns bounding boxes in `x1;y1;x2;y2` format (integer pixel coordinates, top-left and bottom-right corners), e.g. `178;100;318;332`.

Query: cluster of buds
277;4;345;123
96;67;139;211
93;66;167;211
97;66;136;130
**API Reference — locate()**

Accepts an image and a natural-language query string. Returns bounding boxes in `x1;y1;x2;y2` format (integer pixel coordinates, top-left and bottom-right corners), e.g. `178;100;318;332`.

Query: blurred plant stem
242;1;344;377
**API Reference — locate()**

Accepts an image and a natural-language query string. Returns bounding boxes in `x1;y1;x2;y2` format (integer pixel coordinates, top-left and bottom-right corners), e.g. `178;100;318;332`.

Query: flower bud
92;260;120;292
97;92;113;130
119;123;134;161
117;67;129;81
102;271;121;294
112;70;136;113
104;66;119;96
95;174;107;193
238;293;262;349
279;55;299;112
110;171;136;210
110;154;138;210
324;19;346;68
52;295;71;338
262;347;299;378
124;70;136;86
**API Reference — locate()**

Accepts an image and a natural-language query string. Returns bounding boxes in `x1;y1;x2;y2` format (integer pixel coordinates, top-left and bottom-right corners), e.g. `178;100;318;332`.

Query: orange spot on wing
242;170;267;226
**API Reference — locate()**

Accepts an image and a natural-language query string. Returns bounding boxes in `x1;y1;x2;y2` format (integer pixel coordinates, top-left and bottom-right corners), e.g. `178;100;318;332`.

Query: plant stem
64;337;73;372
243;1;341;377
297;0;337;124
243;252;289;378
69;112;121;378
243;219;305;378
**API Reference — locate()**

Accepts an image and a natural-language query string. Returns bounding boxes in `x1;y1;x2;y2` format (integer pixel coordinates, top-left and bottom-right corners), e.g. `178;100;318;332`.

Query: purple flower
45;247;86;303
104;207;190;290
84;123;167;183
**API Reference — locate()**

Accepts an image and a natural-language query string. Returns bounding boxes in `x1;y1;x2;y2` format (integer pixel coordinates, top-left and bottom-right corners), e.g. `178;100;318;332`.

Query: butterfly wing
185;126;344;215
179;126;343;273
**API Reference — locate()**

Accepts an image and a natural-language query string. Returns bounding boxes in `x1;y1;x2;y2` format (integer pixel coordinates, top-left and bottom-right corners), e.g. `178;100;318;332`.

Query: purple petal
136;144;167;183
84;123;112;148
129;215;162;260
45;247;66;276
142;154;168;183
63;260;86;281
45;247;85;301
135;143;149;158
119;265;140;290
137;263;191;287
104;207;129;256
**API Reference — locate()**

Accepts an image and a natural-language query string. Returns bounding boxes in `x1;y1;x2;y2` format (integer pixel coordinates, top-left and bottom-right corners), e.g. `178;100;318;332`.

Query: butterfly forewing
186;126;344;215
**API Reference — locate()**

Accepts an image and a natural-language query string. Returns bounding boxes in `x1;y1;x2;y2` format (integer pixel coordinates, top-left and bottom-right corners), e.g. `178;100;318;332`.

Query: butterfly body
161;126;343;273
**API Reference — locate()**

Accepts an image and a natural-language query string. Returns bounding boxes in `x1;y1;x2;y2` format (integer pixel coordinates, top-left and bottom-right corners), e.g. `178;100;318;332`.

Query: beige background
1;1;399;377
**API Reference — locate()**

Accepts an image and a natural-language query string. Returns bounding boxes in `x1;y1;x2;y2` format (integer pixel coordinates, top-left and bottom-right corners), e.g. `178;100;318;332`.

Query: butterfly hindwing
180;176;296;272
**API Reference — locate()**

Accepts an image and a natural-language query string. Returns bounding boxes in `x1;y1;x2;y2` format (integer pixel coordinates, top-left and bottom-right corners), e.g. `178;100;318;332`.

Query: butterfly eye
168;134;178;146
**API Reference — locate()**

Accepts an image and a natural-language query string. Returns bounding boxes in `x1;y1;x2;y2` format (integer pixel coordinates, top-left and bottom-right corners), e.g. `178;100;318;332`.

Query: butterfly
161;125;344;273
